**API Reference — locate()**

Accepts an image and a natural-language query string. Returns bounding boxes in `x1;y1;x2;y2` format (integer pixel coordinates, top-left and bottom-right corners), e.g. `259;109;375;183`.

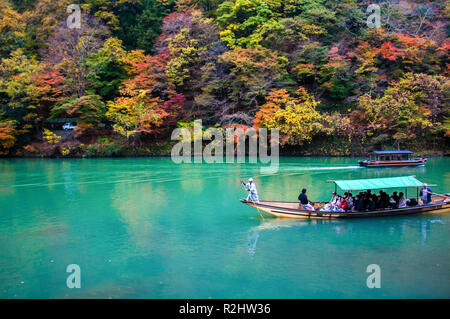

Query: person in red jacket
337;197;348;212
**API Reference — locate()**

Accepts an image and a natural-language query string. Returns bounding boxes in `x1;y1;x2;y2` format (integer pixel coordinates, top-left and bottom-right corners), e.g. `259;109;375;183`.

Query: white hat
248;178;253;182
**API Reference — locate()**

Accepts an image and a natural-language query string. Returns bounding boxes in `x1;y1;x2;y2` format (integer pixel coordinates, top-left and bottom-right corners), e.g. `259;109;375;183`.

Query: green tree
0;0;26;58
0;48;40;139
51;94;106;125
86;37;129;100
217;0;280;49
114;0;170;52
106;93;165;143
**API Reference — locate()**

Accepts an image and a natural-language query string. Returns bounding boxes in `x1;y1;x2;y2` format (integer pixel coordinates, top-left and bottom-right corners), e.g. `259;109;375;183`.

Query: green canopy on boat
333;175;425;191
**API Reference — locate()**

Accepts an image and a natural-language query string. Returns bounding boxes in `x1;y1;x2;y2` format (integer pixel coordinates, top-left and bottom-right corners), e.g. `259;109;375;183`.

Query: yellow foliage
106;93;164;140
43;129;61;144
61;147;70;156
0;1;26;41
254;87;321;145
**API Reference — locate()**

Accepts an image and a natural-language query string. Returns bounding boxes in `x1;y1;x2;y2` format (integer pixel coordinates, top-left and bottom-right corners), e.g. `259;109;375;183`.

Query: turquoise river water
0;157;449;298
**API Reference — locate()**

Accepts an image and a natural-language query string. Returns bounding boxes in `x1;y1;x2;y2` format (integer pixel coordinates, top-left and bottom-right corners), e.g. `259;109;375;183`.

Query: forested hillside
0;0;449;157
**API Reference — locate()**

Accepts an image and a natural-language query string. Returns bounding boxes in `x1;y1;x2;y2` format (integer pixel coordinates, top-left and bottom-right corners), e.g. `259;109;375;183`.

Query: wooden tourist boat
358;150;426;167
241;176;450;219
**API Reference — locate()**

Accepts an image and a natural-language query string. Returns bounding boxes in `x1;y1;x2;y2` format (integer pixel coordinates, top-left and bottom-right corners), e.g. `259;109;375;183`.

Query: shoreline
1;153;447;159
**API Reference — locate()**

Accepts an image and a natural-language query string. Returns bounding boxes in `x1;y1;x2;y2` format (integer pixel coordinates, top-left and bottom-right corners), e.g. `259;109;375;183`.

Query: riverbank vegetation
0;0;449;157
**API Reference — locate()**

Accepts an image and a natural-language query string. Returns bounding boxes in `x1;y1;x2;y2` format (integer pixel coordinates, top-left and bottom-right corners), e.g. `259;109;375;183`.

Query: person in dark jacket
392;191;399;206
367;196;376;211
298;188;314;211
354;195;364;211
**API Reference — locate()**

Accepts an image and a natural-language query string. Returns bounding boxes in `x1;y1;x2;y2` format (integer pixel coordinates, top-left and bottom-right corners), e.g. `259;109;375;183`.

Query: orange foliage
395;35;436;64
253;89;290;129
0;121;16;155
379;41;403;61
121;49;172;98
33;69;67;102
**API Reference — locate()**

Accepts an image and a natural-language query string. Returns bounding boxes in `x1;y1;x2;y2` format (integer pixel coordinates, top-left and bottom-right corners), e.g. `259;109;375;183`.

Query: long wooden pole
429;191;450;199
242;184;264;219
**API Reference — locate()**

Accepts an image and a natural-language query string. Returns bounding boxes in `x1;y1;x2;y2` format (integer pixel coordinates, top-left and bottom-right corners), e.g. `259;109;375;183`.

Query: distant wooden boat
358;150;426;167
241;176;450;219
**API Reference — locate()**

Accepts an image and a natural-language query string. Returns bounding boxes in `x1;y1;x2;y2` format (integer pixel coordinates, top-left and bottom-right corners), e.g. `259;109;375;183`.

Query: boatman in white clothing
244;178;259;203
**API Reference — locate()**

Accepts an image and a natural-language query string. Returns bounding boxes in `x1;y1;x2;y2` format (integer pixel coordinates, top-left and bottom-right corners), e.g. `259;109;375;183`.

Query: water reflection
247;232;259;257
246;218;342;256
334;224;353;235
246;214;447;256
420;218;445;245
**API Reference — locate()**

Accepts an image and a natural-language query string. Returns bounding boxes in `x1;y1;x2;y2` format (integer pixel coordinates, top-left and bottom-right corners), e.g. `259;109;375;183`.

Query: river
0;157;449;298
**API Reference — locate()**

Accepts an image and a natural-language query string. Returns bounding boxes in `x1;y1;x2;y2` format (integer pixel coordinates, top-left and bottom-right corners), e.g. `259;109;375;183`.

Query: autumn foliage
0;0;448;156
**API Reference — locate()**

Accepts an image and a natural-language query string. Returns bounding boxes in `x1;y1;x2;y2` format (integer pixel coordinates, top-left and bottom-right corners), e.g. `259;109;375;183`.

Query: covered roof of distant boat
332;175;427;191
370;150;413;154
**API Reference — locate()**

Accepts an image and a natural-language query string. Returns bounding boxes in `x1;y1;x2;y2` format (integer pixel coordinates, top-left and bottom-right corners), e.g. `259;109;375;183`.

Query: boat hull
241;198;450;219
358;159;426;167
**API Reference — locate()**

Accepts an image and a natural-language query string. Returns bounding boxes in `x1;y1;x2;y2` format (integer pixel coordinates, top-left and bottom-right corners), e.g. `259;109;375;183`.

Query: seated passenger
367;196;376;211
336;196;346;211
398;192;408;208
364;190;372;207
377;191;386;209
372;194;378;208
347;193;354;210
354;195;364;212
298;188;315;211
321;192;338;211
383;192;390;206
407;198;418;206
362;192;369;210
392;192;399;206
388;196;397;208
337;197;348;212
327;195;341;212
379;191;390;209
375;195;382;209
